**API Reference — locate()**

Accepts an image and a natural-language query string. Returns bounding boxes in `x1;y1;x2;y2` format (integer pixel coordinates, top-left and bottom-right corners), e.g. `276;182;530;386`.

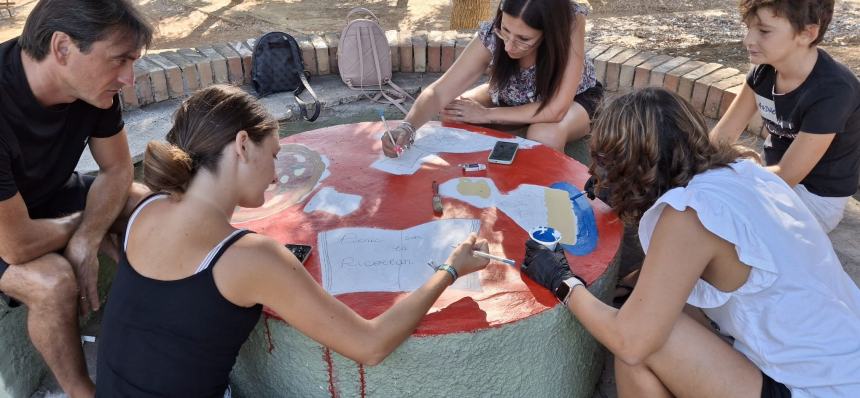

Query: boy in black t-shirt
0;1;153;396
711;0;860;232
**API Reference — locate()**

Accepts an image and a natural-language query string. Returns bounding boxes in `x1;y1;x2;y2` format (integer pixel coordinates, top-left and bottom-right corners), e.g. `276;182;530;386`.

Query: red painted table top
233;121;621;335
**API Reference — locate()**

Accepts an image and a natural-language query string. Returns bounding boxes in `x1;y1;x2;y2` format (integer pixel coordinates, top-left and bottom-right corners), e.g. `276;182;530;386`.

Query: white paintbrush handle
472;250;516;266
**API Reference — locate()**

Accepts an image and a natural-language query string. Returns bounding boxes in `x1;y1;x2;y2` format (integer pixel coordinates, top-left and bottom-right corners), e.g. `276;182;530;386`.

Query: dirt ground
1;0;859;73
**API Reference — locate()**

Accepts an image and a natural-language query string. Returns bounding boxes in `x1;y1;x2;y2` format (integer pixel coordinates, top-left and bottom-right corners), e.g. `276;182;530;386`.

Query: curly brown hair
589;88;755;224
739;0;834;46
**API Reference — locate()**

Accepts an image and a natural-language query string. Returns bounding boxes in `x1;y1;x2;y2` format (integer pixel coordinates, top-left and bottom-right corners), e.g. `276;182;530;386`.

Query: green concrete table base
0;308;46;398
0;256;117;398
232;258;618;397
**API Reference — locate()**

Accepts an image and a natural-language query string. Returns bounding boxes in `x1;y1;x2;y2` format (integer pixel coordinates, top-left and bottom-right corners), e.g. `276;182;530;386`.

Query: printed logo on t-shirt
755;93;796;139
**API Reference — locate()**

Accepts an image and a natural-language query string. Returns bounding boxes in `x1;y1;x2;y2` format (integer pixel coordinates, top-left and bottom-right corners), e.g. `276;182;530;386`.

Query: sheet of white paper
370;126;539;175
318;219;482;294
438;178;575;243
303;187;362;217
413;125;539;152
370;147;448;175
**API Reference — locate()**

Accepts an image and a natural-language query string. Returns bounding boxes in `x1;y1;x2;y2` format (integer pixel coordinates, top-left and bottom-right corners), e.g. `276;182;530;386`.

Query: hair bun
143;141;194;193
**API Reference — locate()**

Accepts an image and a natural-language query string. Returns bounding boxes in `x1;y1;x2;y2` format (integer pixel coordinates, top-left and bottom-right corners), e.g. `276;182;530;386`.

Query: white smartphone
488;141;519;165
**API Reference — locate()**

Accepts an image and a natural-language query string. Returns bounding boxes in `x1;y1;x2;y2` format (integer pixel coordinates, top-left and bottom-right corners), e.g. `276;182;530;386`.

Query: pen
379;110;402;156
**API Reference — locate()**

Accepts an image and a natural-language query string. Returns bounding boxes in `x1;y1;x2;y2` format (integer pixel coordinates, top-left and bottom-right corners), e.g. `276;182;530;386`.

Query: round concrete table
230;121;621;397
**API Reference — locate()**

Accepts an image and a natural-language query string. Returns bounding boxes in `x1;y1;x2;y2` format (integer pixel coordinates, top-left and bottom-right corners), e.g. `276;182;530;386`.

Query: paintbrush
448;244;516;266
432;180;443;215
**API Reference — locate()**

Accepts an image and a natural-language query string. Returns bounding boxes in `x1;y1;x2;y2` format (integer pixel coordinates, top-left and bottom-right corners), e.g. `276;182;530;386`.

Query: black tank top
96;194;262;397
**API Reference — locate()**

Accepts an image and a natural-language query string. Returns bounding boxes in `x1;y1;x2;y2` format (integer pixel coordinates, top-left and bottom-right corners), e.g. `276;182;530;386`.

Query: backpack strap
367;28;413;115
284;38;320;122
295;71;321;122
386;80;415;102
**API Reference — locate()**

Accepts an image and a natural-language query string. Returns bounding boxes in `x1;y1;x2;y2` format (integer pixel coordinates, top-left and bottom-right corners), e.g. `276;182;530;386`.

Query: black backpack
251;32;321;122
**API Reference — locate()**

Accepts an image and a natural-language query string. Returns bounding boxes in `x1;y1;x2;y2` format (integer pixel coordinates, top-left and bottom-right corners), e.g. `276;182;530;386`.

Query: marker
379;110;402;156
459;163;487;172
571;191;587;200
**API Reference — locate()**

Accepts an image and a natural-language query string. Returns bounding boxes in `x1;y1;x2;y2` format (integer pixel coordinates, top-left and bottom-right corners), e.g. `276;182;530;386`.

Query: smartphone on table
488;141;519;165
285;244;312;264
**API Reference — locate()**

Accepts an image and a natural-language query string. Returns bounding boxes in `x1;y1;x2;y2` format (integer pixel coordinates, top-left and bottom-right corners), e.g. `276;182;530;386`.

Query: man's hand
64;234;101;315
442;98;489;124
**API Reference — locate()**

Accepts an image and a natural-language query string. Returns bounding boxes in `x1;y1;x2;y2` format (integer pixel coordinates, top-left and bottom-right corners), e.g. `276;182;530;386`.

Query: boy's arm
710;83;759;145
767;132;835;187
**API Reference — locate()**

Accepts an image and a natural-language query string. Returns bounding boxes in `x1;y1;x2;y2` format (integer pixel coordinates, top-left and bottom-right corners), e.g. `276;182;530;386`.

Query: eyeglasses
492;27;540;51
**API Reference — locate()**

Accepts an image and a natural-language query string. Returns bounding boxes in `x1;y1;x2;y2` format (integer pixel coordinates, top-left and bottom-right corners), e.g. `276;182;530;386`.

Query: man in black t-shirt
711;0;860;233
0;1;152;396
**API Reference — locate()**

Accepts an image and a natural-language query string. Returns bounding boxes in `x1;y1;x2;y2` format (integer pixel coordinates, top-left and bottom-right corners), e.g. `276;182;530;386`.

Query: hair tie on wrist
436;263;458;282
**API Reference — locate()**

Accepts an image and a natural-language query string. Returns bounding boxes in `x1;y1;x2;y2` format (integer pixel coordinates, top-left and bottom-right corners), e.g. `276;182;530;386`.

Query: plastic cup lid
530;226;561;243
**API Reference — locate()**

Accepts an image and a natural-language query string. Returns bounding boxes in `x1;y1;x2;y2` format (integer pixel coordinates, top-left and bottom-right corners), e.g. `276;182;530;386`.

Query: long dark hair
490;0;572;114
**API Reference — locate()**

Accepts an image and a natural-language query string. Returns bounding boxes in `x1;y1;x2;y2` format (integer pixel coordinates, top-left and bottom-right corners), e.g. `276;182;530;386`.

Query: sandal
612;283;634;307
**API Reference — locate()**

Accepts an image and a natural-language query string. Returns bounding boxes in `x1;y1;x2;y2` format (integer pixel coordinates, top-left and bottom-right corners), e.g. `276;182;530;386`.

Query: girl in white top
522;87;860;397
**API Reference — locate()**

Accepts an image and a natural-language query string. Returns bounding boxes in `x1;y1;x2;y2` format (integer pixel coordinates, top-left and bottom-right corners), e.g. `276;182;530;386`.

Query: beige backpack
338;8;413;114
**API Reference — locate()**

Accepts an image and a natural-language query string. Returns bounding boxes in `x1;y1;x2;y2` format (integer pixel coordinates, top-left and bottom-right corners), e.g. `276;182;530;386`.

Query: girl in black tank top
97;194;260;397
96;85;490;396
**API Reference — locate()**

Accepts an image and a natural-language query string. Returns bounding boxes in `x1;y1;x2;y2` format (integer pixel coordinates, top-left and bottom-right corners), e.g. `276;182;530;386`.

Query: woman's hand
522;240;582;293
442;98;489;124
446;234;490;277
380;125;413;158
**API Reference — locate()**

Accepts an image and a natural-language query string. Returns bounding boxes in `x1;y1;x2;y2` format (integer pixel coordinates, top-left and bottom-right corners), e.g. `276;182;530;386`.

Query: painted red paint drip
323;347;338;398
263;314;275;354
358;363;367;398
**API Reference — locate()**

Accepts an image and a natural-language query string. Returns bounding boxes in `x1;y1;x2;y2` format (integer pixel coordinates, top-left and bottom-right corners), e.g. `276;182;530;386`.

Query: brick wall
122;34;764;137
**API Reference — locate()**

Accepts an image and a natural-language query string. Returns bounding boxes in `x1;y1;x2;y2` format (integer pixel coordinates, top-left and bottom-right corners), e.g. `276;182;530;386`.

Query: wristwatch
554;277;584;306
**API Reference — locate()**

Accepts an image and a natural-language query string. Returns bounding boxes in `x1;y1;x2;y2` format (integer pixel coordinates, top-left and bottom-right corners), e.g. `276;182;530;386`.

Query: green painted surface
280;107;411;138
232;257;618;398
0;257;117;398
0;308;45;398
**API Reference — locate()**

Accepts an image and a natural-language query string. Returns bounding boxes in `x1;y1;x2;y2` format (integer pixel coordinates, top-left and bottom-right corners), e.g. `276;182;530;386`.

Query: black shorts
0;172;95;307
762;371;791;398
573;81;605;121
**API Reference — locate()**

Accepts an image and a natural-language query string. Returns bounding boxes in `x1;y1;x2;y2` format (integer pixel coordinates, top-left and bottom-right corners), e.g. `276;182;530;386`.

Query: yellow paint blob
545;188;578;245
456;178;491;199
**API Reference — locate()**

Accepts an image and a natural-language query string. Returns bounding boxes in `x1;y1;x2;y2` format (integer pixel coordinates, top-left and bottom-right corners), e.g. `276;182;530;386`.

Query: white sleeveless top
638;160;860;397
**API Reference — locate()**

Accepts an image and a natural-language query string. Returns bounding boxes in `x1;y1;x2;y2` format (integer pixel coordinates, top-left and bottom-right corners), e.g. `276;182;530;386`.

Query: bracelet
399;121;416;146
435;263;458;283
399;121;415;135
